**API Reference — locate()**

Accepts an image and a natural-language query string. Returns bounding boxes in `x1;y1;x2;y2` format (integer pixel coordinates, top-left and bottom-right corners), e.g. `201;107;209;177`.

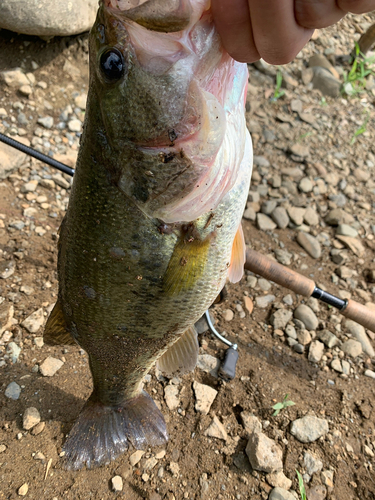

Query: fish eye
100;48;126;82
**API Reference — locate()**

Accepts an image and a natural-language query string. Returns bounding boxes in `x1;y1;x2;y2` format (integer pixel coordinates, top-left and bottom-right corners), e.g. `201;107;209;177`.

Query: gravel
193;381;217;415
246;432;283;473
257;213;277;231
341;339;363;358
304;451;323;475
39;356;64;377
294;305;319;331
111;475;123;492
270;309;293;329
204;416;228;441
296;232;322;259
345;320;375;357
308;341;325;363
164;385;180;411
268;487;296;500
23;407;41;430
21;308;44;333
4;382;21;400
290;416;329;443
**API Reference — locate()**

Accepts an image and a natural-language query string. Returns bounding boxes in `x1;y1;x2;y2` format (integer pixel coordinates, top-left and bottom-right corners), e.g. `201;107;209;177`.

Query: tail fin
62;391;168;470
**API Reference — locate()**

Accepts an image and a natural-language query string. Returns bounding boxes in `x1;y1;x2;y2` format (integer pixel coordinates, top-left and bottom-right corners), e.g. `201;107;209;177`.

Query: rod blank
0;132;75;177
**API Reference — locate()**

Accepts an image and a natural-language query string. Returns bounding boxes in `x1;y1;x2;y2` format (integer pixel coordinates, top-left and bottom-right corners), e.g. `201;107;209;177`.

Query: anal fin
156;326;198;376
44;299;76;346
228;223;246;283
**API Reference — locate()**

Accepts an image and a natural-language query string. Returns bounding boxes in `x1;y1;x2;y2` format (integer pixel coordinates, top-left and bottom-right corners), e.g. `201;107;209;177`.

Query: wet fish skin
44;0;252;470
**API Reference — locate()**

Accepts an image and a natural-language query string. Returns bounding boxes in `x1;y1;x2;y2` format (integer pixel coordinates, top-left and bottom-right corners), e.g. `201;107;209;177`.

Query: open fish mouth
96;0;250;224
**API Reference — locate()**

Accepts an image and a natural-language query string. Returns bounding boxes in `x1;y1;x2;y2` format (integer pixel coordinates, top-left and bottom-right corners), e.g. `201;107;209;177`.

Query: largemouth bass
44;0;253;470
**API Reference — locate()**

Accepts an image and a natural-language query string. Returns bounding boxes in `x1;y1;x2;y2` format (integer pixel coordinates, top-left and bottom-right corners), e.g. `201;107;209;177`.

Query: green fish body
44;0;253;470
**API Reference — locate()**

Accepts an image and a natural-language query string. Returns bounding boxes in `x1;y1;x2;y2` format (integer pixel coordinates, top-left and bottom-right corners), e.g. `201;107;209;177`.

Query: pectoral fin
44;300;76;346
228;223;246;283
156;326;198;376
163;234;211;296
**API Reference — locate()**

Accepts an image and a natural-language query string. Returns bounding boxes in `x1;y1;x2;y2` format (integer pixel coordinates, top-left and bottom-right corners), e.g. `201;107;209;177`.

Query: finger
338;0;375;14
211;0;260;63
295;0;345;29
249;0;314;65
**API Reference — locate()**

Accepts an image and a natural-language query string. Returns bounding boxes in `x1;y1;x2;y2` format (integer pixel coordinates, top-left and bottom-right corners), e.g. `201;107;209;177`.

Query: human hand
211;0;375;64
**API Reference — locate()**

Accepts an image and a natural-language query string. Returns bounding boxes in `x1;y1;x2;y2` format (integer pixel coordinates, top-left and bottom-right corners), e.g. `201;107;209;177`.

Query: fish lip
101;0;193;33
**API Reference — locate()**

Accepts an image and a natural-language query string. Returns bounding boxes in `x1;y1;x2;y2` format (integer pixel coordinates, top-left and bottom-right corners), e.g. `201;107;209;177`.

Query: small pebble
364;369;375;379
111;475;123;492
23;407;41;430
39;357;64;377
5;382;21;400
18;484;28;496
222;309;234;321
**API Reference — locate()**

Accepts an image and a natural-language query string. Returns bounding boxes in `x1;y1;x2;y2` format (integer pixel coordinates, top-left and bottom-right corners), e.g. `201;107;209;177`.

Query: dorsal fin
156;326;198;376
228;223;246;283
44;300;76;346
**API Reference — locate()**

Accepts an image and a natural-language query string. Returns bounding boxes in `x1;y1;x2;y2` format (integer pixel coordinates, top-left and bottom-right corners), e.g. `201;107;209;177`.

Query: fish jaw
89;0;250;223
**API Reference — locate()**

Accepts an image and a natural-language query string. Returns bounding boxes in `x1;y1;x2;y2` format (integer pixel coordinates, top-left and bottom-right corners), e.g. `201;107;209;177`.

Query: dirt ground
1;12;375;500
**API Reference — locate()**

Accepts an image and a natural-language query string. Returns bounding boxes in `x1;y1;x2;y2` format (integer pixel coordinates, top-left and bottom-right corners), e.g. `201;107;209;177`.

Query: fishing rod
2;132;375;378
244;248;375;333
0;132;75;177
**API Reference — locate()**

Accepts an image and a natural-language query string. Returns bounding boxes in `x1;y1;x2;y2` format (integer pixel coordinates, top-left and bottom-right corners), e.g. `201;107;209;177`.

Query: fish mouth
104;0;148;10
103;0;194;33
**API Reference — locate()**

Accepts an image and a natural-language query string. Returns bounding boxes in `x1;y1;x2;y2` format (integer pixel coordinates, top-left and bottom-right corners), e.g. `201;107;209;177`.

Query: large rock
294;305;319;331
241;412;262;435
341;339;362;358
0;0;97;37
296;232;321;259
204;415;227;441
270;309;293;330
308;341;325;363
21;308;44;333
164;385;179;410
309;54;341;79
268;487;296;500
0;69;29;88
23;407;41;430
290;415;329;443
257;213;277;231
0;303;14;335
312;66;341;97
345;320;375;357
193;381;217;415
39;356;64;377
246;432;283;473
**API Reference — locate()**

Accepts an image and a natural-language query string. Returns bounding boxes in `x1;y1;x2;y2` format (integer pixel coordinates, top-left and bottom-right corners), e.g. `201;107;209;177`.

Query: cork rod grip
245;248;315;297
342;300;375;333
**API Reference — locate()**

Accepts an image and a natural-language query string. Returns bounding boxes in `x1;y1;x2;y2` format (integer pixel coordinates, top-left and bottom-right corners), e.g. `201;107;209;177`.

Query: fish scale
44;0;252;470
